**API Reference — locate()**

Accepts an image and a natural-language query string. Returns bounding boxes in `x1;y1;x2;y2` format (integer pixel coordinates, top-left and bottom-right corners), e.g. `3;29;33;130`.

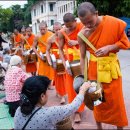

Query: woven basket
56;117;72;130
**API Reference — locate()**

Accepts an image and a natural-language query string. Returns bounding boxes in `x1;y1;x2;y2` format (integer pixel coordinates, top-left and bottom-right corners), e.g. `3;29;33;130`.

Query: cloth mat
0;92;5;99
0;103;14;129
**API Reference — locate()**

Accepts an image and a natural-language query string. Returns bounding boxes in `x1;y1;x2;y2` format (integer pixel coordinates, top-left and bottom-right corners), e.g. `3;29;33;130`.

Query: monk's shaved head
39;21;47;28
78;2;96;17
21;27;26;31
63;13;76;23
26;27;32;31
53;22;62;27
53;22;62;35
39;21;48;35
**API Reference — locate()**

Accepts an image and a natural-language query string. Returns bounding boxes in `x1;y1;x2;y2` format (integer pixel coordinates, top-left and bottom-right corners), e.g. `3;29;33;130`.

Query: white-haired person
4;55;29;117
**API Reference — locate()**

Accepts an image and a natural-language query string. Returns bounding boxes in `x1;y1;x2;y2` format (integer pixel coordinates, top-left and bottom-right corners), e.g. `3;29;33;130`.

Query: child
14;76;90;129
4;55;29;117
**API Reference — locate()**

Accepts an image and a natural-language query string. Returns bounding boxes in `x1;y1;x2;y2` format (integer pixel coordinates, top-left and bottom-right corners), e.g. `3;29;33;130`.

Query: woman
4;55;28;117
14;76;90;129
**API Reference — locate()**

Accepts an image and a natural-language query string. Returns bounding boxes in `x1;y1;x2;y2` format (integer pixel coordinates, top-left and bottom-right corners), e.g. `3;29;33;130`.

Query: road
47;50;130;129
0;48;130;129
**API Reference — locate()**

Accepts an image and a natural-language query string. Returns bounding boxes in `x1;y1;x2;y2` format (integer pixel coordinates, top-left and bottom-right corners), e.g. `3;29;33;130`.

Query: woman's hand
79;82;91;95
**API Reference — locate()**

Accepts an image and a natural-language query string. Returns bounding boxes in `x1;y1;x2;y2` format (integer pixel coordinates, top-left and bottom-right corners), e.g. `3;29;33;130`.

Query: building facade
31;0;76;34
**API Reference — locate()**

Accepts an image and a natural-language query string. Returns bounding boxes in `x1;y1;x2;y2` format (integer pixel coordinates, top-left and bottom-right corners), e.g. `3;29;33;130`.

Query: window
71;2;73;10
35;23;37;34
41;5;43;13
34;9;36;16
51;20;54;26
65;4;67;12
50;3;53;11
64;5;65;12
62;6;63;13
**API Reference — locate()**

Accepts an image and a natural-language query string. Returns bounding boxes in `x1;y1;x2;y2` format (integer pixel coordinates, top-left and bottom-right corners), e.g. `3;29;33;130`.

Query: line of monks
10;17;84;122
9;2;130;129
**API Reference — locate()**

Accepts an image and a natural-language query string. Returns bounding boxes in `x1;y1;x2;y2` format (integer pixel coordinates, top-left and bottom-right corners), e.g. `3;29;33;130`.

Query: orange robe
13;33;22;57
61;22;85;112
51;41;66;96
87;15;129;126
38;31;54;80
14;33;22;47
24;34;37;73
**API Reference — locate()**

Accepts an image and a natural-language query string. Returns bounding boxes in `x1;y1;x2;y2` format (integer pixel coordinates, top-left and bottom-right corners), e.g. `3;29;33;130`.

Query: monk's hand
68;40;78;46
95;45;111;57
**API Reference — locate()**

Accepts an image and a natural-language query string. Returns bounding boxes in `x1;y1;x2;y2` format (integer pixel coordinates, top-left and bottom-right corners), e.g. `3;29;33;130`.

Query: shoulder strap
78;32;97;51
61;30;80;56
38;38;47;47
22;36;31;48
22;107;41;130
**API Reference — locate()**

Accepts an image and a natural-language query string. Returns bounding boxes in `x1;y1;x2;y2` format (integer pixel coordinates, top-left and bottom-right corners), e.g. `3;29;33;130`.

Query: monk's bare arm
32;36;41;58
78;35;86;75
58;32;66;67
46;37;54;65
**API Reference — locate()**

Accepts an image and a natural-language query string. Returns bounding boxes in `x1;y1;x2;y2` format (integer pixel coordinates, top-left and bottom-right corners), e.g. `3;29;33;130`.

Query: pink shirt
4;66;28;102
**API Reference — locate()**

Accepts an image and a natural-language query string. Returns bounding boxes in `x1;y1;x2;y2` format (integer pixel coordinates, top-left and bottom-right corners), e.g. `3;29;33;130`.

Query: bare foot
74;112;81;123
117;127;123;130
60;97;65;104
96;122;103;130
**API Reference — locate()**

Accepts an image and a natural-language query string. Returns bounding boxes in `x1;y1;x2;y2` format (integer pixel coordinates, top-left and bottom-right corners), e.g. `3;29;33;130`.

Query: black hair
20;76;51;115
63;13;76;23
78;2;96;17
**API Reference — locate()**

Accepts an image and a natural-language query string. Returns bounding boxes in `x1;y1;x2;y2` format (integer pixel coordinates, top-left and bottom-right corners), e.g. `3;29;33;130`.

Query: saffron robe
24;34;37;73
87;15;129;127
38;31;54;80
61;22;85;112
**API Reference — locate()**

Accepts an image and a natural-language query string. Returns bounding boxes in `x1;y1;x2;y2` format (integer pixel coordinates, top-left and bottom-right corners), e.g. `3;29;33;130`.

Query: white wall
31;0;76;34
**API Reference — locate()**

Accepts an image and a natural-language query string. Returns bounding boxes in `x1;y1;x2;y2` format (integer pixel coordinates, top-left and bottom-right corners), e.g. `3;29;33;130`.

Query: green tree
10;5;25;31
0;6;13;32
75;0;130;17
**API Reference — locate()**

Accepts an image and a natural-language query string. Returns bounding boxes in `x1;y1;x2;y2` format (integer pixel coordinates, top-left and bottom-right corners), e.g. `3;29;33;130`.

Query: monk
22;27;37;75
21;28;27;51
21;28;26;37
13;29;23;47
46;22;66;104
32;21;54;82
11;29;23;56
77;2;130;129
58;13;85;122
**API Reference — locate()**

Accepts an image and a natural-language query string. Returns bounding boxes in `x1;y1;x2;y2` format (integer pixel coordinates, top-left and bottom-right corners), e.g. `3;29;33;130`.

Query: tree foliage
0;0;34;32
75;0;130;17
0;6;13;32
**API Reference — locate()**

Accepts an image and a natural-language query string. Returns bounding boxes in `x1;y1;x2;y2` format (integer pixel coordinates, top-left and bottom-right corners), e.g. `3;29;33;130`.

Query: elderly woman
14;76;90;129
4;55;29;117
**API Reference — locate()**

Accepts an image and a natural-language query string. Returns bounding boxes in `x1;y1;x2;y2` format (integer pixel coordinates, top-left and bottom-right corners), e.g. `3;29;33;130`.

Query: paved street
46;50;130;129
0;50;130;129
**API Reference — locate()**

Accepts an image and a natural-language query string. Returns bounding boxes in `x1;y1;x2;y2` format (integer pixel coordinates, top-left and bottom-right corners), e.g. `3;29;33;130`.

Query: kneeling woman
14;76;90;129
